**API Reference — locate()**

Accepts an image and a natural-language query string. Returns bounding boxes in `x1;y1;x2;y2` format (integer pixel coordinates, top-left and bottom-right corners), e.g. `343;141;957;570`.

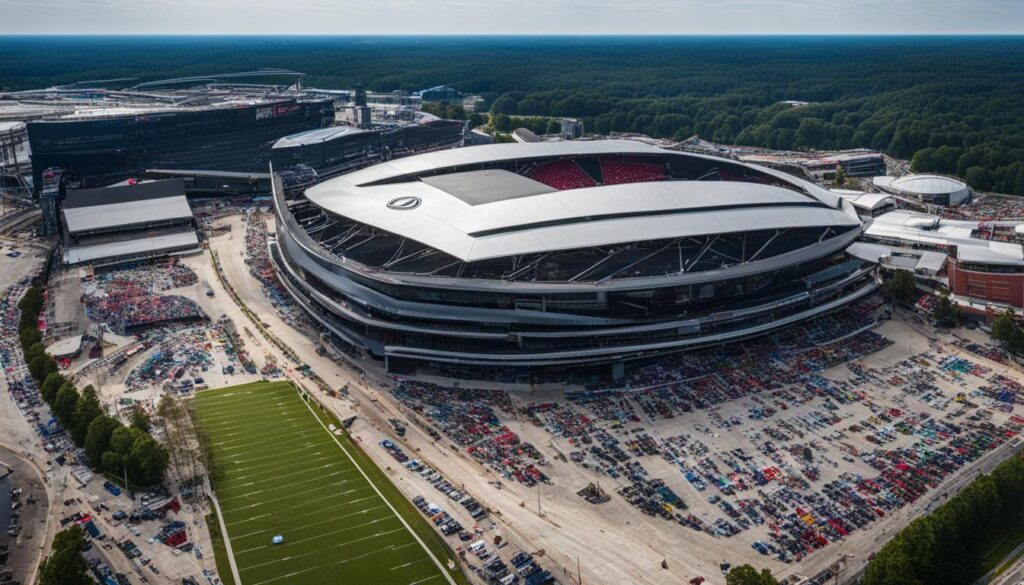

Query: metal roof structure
64;179;186;209
45;335;83;358
304;140;855;263
864;210;1024;267
63;195;193;234
272;125;374;149
420;169;555;205
63;229;200;265
830;189;895;212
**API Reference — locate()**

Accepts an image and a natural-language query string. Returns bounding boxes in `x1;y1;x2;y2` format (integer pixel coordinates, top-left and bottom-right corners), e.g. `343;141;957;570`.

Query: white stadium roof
63;195;193;234
305;141;856;263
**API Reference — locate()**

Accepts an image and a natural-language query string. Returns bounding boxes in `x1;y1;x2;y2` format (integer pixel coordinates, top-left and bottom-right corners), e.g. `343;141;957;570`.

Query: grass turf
205;512;237;585
195;381;459;585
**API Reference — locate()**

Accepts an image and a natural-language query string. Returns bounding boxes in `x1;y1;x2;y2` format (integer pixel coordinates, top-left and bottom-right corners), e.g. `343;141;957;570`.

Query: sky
1;0;1023;35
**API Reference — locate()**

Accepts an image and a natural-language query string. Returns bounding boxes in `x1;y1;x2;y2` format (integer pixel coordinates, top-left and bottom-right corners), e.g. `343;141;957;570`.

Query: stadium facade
270;118;464;179
271;140;877;378
27;98;334;192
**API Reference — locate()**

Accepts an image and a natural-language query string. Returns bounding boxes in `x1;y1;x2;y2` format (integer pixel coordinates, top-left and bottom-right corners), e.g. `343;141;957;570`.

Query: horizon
3;0;1022;36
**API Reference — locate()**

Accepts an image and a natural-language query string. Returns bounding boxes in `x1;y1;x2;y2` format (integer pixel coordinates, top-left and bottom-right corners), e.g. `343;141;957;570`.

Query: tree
39;372;66;404
833;165;846;188
130;409;152;432
52;383;80;430
128;435;169;486
726;565;778;585
84;415;120;467
23;342;45;364
884;269;918;305
493;113;512;133
39;525;91;585
18;326;41;348
991;308;1024;354
105;425;168;486
71;386;103;445
28;354;57;383
932;291;961;327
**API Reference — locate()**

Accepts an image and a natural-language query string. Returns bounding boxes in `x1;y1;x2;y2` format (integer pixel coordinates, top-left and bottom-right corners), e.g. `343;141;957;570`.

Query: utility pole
577;555;582;585
537;483;542;517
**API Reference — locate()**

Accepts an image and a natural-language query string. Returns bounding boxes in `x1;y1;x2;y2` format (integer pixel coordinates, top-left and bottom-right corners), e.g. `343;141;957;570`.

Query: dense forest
2;36;1023;193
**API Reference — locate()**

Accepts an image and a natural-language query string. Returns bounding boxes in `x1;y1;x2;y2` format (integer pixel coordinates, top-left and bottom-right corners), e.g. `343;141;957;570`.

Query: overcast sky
2;0;1023;35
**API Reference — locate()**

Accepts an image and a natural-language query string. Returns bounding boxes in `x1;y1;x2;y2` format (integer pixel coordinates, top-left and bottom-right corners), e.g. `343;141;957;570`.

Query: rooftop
303;141;857;263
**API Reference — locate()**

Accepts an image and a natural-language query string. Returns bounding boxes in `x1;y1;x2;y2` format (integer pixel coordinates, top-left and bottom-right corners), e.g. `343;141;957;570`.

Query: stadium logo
387;196;421;210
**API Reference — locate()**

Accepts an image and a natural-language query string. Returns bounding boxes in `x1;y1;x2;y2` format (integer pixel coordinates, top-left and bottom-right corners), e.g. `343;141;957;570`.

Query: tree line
862;453;1024;585
1;37;1022;194
17;287;168;487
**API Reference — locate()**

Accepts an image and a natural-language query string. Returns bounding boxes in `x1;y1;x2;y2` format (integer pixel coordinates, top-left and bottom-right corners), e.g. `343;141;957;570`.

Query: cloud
1;0;1021;34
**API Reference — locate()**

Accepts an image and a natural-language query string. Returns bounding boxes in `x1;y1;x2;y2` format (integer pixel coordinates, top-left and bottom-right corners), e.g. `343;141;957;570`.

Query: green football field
195;381;458;585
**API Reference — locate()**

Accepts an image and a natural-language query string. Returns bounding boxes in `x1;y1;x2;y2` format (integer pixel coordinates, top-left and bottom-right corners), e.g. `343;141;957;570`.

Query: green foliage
884;269;919;305
130;408;152;432
833;166;846;188
864;455;1024;585
71;385;102;445
39;372;65;404
1;38;1021;192
52;383;80;430
24;342;45;363
39;525;91;585
18;326;41;348
991;308;1024;354
726;565;778;585
84;415;120;466
420;102;465;120
932;291;962;327
13;285;169;487
105;425;168;486
492;113;512;132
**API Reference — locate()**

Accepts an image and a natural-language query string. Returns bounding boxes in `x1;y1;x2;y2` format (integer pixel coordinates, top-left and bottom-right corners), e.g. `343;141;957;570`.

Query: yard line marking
234;514;399;555
296;392;457;585
230;460;344;484
230;446;325;466
227;451;335;475
222;479;356;512
219;469;355;503
240;527;406;571
232;502;388;539
222;486;372;520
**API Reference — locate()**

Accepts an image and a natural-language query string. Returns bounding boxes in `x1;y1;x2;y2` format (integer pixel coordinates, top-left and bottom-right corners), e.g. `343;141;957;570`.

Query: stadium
270;140;878;378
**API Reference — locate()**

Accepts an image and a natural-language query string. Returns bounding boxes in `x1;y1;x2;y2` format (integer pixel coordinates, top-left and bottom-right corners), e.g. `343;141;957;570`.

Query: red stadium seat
527;159;596;190
600;158;666;185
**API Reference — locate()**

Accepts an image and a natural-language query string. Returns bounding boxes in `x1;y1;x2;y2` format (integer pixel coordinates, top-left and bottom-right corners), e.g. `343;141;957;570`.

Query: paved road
0;444;50;585
986;544;1024;585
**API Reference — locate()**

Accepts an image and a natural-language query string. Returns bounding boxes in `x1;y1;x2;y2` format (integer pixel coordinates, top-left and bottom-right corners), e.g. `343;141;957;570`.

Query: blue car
103;481;122;496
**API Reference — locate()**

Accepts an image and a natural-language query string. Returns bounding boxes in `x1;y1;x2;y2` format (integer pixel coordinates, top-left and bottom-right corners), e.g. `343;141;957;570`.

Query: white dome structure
873;174;970;206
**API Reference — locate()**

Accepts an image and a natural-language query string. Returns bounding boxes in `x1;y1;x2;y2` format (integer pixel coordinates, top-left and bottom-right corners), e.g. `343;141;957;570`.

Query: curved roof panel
303;141;858;262
889;174;968;195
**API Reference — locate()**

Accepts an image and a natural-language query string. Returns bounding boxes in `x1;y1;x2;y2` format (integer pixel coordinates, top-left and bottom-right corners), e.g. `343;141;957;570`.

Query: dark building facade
27;98;333;193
